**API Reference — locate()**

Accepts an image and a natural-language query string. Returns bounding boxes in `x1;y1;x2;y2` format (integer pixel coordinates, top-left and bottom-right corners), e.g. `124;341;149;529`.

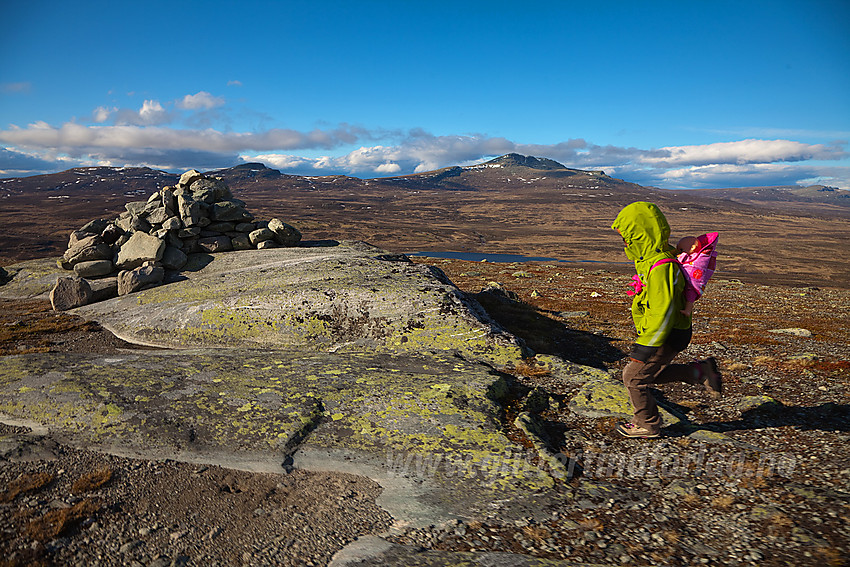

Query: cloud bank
0;93;847;189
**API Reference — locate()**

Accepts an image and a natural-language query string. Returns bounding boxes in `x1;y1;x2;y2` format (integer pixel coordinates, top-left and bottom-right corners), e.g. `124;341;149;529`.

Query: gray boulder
72;243;524;361
248;228;274;246
190;177;232;203
68;230;92;247
65;234;98;257
165;232;183;249
181;237;200;254
117;263;165;295
179;169;203;188
212;200;251;222
230;234;252;251
206;221;236;233
73;260;114;278
125;201;148;216
197;236;232;253
89;277;118;302
177;194;201;227
161;216;182;231
146;207;171;225
268;218;301;247
64;236;113;266
116;214;151;234
161;246;188;270
116;232;166;270
80;219;110;235
160;188;177;212
100;224;123;245
50;276;92;311
177;227;201;238
256;240;278;250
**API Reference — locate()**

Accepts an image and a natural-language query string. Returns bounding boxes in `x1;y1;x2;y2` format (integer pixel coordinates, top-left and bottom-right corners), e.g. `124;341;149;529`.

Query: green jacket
612;202;691;350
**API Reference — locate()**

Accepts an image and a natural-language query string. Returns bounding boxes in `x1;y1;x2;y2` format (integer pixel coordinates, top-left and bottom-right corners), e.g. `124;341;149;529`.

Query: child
676;232;719;316
612;202;722;439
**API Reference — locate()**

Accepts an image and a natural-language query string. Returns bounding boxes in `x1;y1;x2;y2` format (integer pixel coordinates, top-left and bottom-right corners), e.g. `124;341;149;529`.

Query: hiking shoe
702;357;723;400
616;422;660;439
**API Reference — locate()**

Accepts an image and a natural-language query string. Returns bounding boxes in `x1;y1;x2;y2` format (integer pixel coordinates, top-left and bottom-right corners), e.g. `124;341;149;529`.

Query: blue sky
1;0;848;189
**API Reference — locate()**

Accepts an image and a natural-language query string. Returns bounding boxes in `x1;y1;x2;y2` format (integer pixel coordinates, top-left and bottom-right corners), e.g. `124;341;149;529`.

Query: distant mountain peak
485;153;568;170
232;162;275;171
206;162;283;181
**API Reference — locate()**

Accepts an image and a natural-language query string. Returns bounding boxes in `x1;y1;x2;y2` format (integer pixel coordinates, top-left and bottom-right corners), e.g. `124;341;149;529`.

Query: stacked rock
53;169;301;309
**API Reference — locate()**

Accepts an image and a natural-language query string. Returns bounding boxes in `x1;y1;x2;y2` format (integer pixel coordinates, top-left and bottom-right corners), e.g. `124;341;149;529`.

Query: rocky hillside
690;184;850;207
2;156;849;288
1;256;848;566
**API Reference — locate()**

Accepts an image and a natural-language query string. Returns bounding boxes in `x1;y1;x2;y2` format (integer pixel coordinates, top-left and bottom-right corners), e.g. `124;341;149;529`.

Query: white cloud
0;123;364;153
640;139;846;167
92;106;114;123
227;80;242;87
632;163;849;190
244;153;315;170
140;100;166;121
176;91;225;110
112;100;172;126
1;115;847;189
375;162;401;173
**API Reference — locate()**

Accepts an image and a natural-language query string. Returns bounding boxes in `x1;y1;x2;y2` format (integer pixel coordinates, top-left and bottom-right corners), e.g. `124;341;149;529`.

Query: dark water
406;251;629;265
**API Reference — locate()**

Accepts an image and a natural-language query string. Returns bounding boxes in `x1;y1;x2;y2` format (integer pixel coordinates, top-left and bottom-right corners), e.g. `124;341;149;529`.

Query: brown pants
622;345;701;434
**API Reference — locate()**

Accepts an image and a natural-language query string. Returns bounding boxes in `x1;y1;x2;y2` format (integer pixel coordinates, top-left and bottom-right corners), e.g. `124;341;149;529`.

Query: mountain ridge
2;154;845;205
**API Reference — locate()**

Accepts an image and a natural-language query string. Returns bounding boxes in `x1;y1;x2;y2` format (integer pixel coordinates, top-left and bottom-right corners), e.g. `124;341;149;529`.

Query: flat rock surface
0;257;66;300
70;242;523;364
0;348;561;526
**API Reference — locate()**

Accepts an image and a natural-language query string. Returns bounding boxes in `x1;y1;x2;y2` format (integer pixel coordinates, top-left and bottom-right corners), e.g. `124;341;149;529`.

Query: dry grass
521;524;552;543
737;462;773;489
507;358;552;379
25;498;102;541
816;546;849;567
577;517;604;532
711;495;736;509
770;512;794;528
724;361;749;372
682;493;701;506
0;299;101;356
0;472;53;503
71;467;113;493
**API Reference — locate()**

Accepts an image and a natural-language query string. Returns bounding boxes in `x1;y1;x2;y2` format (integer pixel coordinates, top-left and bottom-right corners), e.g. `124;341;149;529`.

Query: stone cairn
50;169;301;310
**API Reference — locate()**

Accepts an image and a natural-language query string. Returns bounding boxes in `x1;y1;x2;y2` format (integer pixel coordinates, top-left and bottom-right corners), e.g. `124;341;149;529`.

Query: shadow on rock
470;286;625;368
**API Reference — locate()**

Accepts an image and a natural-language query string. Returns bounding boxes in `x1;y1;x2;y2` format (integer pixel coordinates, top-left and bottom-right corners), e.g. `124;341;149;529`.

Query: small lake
406;251;629;265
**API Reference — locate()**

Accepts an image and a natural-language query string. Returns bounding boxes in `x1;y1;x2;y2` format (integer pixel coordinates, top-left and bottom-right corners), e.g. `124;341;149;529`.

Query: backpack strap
626;258;680;296
649;257;678;272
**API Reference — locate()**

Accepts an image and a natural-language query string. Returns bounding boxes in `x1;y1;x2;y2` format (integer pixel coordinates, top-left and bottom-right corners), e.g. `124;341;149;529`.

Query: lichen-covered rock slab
0;258;67;299
0;348;555;522
72;242;525;364
569;377;682;427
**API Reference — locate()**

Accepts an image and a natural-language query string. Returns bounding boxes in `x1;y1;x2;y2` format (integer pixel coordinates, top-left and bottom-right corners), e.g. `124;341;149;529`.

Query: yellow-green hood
611;201;677;273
